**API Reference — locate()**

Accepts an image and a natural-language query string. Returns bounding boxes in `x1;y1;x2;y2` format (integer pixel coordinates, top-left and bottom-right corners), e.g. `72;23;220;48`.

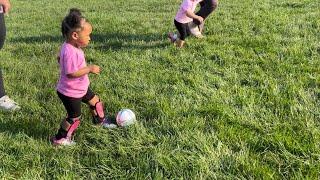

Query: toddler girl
51;8;116;146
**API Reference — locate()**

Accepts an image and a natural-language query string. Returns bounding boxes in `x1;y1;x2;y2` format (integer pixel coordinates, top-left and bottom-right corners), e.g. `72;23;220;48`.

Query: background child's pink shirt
57;42;90;98
175;0;202;24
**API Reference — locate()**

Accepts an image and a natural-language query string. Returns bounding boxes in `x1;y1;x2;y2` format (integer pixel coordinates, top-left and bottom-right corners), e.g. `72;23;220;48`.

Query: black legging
174;20;190;41
193;0;218;25
0;12;6;97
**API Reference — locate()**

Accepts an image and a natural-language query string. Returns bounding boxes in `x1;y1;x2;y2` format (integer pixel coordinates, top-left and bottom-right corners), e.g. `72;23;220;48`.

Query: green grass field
0;0;319;179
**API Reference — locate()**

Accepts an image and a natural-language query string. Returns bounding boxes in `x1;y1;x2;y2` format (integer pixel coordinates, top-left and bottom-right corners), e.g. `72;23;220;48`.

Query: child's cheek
79;39;87;46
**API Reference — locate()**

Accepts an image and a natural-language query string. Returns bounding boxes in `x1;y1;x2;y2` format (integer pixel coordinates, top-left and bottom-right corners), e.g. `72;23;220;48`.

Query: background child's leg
0;13;7;98
194;0;219;33
174;20;188;47
196;0;218;20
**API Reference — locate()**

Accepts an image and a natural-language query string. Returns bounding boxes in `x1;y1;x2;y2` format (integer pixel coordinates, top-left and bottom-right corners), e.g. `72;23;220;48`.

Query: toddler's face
77;22;92;47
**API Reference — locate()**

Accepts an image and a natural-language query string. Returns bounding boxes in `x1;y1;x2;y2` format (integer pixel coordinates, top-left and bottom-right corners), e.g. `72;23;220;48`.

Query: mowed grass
0;0;319;179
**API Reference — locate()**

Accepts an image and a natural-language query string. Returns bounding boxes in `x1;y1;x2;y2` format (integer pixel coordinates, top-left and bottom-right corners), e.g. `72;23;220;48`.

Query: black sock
92;115;104;124
55;128;68;140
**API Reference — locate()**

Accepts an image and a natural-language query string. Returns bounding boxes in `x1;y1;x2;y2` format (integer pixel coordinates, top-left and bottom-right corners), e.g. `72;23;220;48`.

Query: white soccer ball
116;109;136;127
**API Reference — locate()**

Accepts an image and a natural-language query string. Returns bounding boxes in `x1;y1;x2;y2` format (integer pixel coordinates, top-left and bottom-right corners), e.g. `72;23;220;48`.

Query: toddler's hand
89;65;100;74
1;0;11;14
197;16;204;23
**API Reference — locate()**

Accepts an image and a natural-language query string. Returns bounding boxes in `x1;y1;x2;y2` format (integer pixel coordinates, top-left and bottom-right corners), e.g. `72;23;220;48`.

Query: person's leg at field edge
0;12;20;111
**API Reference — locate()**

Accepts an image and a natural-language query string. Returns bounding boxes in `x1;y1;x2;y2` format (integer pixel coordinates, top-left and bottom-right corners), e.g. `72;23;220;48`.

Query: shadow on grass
0;111;119;142
0;112;51;141
281;2;306;8
9;32;168;51
9;35;63;43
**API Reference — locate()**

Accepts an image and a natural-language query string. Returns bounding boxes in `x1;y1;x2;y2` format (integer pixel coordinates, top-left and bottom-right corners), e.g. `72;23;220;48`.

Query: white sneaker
188;22;202;37
168;32;178;43
0;95;21;111
51;137;76;146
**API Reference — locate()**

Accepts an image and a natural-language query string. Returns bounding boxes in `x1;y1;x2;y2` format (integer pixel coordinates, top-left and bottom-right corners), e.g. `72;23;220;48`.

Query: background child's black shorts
174;19;190;41
57;88;95;118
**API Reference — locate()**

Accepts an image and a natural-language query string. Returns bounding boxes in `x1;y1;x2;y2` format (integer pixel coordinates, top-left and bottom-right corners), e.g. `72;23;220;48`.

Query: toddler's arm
186;9;203;23
67;65;100;78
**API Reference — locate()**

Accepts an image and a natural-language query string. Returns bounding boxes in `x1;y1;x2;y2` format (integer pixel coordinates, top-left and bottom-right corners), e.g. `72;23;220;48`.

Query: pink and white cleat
51;137;75;146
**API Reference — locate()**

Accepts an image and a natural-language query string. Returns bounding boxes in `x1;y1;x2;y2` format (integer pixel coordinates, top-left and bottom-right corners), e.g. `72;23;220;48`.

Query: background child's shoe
0;95;20;111
168;32;177;43
51;137;75;146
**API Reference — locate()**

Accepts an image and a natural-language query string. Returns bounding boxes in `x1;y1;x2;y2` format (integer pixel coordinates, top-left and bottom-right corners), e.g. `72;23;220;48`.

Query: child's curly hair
61;8;86;38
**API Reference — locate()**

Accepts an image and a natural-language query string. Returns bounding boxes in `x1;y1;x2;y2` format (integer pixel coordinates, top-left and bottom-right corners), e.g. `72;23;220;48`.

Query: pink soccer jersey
57;42;90;98
175;0;202;24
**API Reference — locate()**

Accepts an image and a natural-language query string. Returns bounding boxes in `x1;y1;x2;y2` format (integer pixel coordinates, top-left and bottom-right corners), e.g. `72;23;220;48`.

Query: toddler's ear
71;32;79;40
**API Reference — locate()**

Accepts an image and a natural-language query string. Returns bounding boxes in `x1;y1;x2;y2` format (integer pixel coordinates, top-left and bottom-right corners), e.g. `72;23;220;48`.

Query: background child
52;8;116;146
168;0;204;48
